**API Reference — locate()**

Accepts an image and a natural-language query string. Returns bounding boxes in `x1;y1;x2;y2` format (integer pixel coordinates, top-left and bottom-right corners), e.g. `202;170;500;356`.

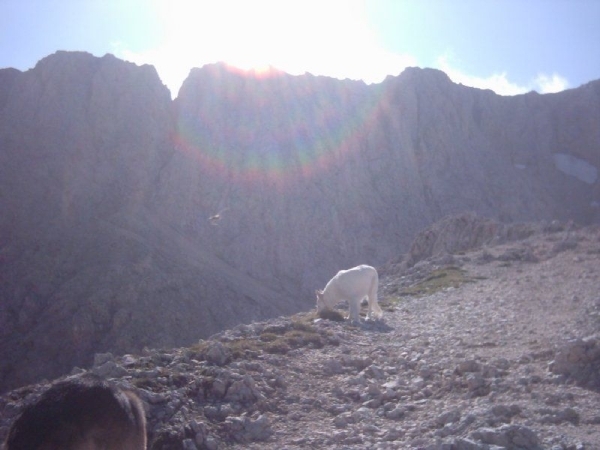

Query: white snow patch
553;153;598;184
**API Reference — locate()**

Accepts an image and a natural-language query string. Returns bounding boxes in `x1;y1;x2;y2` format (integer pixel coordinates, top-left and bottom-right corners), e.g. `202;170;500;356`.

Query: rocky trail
1;224;600;449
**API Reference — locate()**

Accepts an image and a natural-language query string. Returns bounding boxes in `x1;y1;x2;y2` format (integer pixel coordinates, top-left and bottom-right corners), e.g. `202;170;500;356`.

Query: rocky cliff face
0;53;298;392
0;52;598;392
0;51;173;391
162;63;600;292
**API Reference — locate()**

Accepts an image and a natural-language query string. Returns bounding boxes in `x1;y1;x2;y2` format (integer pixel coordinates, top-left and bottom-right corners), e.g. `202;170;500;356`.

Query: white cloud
435;54;570;96
534;73;569;94
436;54;528;96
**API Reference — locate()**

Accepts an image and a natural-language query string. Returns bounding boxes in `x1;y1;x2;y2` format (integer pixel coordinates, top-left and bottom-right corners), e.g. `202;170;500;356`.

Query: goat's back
328;264;377;297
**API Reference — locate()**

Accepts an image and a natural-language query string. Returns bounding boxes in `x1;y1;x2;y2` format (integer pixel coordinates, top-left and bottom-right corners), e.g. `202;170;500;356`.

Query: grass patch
259;332;279;342
264;340;291;354
188;318;329;361
262;320;325;353
188;341;210;358
317;308;346;321
226;339;263;359
188;339;261;361
291;318;316;332
285;329;324;348
396;266;480;298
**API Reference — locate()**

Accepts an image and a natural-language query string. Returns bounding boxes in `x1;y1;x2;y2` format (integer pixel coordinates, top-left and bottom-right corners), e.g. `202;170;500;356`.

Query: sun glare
119;0;413;96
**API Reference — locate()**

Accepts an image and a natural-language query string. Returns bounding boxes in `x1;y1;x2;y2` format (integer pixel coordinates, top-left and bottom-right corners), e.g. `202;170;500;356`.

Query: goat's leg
348;299;360;322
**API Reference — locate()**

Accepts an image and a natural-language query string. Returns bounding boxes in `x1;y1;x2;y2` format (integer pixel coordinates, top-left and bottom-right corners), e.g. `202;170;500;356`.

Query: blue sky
1;0;599;97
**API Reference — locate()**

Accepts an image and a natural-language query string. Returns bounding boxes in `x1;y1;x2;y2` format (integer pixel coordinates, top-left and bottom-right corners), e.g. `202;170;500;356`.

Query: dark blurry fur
4;375;146;450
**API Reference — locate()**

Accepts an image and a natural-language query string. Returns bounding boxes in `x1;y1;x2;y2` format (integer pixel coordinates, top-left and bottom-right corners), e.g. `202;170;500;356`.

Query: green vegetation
387;266;484;302
316;308;346;322
226;339;265;358
188;317;331;361
256;319;326;354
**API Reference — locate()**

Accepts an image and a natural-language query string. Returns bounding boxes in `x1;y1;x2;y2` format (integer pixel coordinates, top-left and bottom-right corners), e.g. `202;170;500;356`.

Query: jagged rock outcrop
398;213;569;268
0;51;599;392
550;335;600;390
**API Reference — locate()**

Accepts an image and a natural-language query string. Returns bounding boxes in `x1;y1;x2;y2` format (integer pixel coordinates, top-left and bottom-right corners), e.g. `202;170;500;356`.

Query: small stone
436;409;461;427
93;352;114;367
471;424;540;449
182;438;198;450
204;435;219;450
365;364;385;379
385;406;405;420
323;359;344;375
92;361;127;379
334;414;349;428
411;376;426;390
456;360;481;375
205;342;231;366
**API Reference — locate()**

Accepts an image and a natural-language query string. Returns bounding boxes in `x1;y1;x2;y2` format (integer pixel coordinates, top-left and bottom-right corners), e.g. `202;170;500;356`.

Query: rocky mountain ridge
0;51;599;392
1;222;599;449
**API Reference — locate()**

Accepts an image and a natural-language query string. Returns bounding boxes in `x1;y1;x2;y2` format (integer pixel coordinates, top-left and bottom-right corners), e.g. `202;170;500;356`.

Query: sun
120;0;413;96
154;1;302;72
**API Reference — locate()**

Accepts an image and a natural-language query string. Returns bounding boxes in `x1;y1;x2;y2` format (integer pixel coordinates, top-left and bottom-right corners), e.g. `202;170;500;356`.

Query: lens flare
173;67;382;188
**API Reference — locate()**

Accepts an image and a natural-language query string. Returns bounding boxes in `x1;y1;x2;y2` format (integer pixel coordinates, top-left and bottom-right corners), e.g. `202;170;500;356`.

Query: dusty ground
1;224;599;449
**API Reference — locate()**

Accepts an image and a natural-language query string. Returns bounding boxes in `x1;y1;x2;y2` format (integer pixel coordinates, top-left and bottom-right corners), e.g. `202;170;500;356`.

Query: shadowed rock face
0;53;298;392
167;65;600;290
0;51;599;392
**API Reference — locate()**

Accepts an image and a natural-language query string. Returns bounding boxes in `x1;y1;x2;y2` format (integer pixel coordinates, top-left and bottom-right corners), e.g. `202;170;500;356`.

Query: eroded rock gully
1;225;600;449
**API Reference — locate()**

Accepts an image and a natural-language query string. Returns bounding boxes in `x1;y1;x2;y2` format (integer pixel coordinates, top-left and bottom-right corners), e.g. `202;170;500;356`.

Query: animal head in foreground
316;264;383;322
4;375;146;450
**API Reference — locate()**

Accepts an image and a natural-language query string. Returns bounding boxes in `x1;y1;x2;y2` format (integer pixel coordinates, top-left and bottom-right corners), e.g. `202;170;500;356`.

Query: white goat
316;265;383;322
